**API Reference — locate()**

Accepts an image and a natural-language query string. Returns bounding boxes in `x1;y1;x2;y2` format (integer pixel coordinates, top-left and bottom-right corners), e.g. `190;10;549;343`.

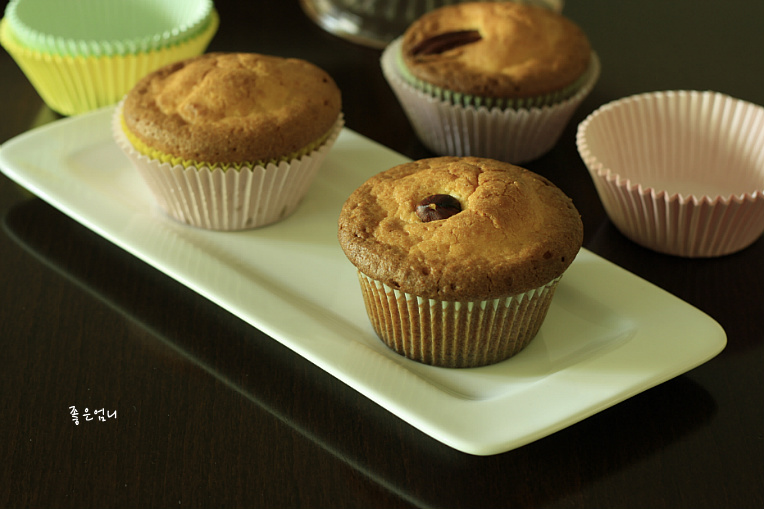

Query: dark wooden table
1;1;762;508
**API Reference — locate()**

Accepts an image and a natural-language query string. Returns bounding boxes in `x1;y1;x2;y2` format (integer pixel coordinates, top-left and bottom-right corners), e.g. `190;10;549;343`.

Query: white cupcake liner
577;90;764;257
358;271;561;368
381;37;600;164
113;103;344;231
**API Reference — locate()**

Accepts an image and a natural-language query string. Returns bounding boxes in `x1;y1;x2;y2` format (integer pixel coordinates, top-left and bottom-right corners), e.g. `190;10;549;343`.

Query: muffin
113;52;344;230
381;1;600;163
0;0;218;116
338;156;583;368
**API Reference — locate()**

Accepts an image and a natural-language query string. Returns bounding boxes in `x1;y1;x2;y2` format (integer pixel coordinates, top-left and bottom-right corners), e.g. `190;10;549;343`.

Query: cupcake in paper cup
0;0;218;115
381;1;599;164
113;52;344;231
577;90;764;258
338;156;583;368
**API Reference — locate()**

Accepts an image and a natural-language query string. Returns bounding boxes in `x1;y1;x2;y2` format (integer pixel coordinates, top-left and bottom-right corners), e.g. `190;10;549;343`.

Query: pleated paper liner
112;103;345;231
358;272;562;368
577;90;764;257
4;0;214;56
380;36;600;164
0;10;218;116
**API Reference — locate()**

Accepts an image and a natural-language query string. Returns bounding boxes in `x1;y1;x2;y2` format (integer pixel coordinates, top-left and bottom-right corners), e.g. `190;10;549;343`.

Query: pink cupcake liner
112;102;344;231
358;271;561;368
381;36;600;164
577;90;764;257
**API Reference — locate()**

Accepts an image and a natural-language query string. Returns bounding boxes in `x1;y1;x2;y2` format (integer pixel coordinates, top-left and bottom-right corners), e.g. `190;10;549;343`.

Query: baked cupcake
113;52;344;230
338;156;583;368
1;0;218;116
380;1;600;163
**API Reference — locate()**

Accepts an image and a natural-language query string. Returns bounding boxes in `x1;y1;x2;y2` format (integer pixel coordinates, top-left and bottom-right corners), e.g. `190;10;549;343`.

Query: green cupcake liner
4;0;214;57
394;37;593;110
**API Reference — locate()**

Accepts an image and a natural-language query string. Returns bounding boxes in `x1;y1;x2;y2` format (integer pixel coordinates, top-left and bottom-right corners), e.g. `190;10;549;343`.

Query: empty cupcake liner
113;103;345;231
0;11;218;115
381;36;600;164
4;0;214;57
577;90;764;257
357;271;561;368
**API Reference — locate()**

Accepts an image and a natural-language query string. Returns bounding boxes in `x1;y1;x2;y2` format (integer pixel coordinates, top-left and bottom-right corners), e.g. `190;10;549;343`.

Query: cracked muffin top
400;2;591;99
338;156;583;301
121;52;342;165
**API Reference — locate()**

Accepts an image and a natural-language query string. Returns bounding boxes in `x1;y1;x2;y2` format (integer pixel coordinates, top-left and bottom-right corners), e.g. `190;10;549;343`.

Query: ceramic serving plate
0;106;726;455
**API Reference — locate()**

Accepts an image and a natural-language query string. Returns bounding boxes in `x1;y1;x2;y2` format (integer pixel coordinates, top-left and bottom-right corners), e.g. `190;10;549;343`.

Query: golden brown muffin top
122;52;342;164
338;157;583;301
400;2;591;98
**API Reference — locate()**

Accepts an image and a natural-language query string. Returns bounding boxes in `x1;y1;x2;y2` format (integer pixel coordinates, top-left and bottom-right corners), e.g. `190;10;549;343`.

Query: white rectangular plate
0;106;726;455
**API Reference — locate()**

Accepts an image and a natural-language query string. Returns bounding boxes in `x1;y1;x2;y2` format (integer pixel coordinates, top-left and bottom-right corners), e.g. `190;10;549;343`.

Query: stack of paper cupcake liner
577;90;764;257
1;0;218;115
358;272;560;368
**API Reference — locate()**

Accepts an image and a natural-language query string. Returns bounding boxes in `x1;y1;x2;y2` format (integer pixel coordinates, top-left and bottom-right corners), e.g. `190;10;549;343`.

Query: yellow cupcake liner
4;0;215;57
120;113;333;171
358;271;561;368
0;10;218;116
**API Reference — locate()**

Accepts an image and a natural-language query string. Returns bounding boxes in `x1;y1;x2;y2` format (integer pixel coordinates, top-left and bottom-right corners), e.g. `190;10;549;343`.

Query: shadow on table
3;198;719;509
